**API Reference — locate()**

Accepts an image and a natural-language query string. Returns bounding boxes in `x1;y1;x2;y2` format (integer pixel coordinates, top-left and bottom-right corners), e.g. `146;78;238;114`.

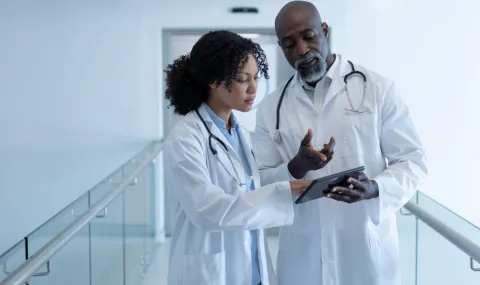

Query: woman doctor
163;30;313;285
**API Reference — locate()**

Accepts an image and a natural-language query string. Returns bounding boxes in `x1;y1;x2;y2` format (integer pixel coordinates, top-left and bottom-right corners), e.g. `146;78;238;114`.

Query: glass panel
0;141;161;285
90;172;125;285
397;193;418;285
145;162;157;265
124;163;150;285
15;193;91;285
0;240;27;282
28;225;90;285
416;192;480;284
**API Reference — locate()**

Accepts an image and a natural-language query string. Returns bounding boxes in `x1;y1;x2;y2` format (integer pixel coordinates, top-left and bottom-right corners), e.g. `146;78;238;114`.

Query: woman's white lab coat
163;104;295;285
252;55;428;285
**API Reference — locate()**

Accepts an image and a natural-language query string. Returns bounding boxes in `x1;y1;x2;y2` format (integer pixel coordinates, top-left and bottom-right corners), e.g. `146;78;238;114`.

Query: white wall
340;0;480;226
0;0;162;253
157;0;349;93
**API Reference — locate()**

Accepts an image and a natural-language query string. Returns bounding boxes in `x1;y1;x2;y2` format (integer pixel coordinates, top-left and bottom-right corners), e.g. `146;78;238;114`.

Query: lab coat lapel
237;127;260;188
323;55;350;108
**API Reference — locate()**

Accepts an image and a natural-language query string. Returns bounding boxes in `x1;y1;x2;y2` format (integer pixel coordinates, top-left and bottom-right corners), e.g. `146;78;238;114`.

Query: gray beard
295;53;328;84
297;57;327;83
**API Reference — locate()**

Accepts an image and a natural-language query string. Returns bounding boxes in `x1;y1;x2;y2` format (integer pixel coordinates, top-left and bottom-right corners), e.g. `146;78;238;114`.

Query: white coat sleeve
252;108;297;185
163;128;295;232
369;82;428;225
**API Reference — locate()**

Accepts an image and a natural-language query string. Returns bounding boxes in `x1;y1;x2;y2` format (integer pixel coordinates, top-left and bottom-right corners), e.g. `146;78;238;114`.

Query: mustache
294;52;320;68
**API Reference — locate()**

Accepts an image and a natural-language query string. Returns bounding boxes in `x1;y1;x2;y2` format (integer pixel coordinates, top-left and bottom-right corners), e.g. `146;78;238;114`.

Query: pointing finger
328;136;335;149
323;136;336;151
301;129;313;146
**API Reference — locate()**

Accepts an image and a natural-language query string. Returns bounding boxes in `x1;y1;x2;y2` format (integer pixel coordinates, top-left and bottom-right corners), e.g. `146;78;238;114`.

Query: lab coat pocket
343;110;373;126
341;111;376;158
182;252;226;285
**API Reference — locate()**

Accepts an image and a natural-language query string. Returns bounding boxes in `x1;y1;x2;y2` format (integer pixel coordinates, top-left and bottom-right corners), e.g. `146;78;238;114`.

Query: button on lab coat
252;55;428;285
163;104;296;285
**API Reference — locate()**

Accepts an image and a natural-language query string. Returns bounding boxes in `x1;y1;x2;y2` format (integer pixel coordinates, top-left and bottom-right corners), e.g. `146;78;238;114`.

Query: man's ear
322;22;329;38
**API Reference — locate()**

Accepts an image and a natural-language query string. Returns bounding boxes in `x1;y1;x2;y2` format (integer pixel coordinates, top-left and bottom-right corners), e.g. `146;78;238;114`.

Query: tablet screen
294;166;365;204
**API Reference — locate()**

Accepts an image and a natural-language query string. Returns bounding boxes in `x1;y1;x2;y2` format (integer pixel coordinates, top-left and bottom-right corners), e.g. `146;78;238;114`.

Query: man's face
277;11;330;83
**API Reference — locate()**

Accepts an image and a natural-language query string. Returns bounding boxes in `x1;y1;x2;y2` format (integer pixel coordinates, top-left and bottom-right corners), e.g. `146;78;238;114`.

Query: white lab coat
163;104;296;285
252;55;428;285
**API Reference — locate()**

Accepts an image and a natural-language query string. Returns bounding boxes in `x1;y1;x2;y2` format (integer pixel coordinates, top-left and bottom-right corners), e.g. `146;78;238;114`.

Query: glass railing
398;192;480;285
0;141;162;285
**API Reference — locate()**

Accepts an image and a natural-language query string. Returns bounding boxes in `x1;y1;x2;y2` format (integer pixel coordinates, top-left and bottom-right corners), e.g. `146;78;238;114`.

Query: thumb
301;129;313;146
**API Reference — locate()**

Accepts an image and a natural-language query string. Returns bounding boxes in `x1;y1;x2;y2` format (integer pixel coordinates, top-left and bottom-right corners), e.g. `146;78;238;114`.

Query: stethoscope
273;60;368;144
195;110;254;187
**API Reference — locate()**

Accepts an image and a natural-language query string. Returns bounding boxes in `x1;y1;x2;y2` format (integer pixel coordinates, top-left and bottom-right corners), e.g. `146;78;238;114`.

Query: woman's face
211;53;259;113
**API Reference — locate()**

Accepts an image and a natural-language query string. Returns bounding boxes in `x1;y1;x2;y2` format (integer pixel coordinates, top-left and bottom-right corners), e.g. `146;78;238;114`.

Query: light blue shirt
204;105;261;285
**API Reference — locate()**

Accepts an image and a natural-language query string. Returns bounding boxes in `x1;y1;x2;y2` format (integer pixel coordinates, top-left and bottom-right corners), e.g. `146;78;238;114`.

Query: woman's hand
289;180;313;196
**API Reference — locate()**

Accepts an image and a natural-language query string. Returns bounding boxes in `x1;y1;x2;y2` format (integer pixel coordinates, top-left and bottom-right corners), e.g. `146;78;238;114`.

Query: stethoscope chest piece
274;130;282;144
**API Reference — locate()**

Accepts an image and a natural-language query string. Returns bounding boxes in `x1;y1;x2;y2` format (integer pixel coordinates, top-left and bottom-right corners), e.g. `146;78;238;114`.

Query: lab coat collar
204;104;239;131
196;104;242;163
289;54;351;107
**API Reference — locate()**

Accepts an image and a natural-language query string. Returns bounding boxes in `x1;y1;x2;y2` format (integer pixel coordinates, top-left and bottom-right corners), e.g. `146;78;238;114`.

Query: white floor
6;213;477;285
141;213;480;285
142;237;279;285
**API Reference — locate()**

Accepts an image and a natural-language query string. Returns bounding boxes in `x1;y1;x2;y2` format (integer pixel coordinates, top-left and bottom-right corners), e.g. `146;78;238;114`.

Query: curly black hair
164;30;270;116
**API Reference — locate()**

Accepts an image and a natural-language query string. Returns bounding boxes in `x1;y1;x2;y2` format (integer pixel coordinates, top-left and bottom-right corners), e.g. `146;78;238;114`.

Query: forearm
259;161;297;185
183;181;295;231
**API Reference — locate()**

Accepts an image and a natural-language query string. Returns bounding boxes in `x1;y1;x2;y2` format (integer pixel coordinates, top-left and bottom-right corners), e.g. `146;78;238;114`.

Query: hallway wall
0;0;162;253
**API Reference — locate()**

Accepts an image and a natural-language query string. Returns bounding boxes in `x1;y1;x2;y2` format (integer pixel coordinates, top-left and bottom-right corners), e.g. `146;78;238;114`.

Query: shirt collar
203;104;238;131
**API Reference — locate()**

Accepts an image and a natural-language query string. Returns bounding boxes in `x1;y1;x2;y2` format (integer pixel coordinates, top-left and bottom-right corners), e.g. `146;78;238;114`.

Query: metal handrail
0;141;164;285
404;201;480;268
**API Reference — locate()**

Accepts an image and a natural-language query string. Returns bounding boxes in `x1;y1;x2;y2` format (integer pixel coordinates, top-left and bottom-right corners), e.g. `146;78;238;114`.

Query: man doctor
252;1;428;285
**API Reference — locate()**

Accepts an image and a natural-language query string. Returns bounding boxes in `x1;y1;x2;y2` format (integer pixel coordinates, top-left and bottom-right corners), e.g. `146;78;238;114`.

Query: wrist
288;158;306;179
369;180;380;199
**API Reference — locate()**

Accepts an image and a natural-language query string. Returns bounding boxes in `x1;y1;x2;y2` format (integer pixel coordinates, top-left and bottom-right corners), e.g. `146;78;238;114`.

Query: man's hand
319;137;335;162
325;171;379;204
288;129;335;179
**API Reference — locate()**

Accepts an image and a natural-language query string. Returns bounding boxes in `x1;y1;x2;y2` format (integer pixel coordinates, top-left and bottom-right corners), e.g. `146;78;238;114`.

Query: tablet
294;166;365;204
